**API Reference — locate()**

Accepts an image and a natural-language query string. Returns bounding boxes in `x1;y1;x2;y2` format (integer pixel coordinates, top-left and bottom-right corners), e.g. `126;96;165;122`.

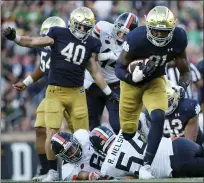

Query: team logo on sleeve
122;41;129;52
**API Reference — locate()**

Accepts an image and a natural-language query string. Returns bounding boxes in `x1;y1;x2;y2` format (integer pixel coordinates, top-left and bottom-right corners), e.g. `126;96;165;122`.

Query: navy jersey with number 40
123;26;188;81
145;98;200;138
36;47;51;82
47;27;101;87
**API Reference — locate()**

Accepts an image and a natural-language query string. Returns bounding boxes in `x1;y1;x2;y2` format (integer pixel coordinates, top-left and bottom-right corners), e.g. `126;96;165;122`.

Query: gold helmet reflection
69;7;95;40
40;16;66;36
145;6;176;47
165;80;180;115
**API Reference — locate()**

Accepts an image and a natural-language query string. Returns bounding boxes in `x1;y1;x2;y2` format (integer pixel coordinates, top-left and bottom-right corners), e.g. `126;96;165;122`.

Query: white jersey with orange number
100;130;173;179
84;21;122;88
61;129;104;180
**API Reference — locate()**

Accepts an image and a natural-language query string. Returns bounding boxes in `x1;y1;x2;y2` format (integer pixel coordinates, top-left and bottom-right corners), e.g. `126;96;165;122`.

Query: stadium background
1;0;203;181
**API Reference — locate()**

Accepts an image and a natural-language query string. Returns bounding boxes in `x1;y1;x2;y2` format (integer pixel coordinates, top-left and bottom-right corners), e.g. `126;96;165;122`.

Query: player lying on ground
143;80;204;145
90;126;204;179
85;12;138;134
115;6;191;179
4;7;119;181
50;130;113;181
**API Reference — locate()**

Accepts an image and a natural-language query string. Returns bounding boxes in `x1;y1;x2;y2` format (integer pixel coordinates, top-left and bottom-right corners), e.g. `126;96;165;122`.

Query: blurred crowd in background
1;0;203;132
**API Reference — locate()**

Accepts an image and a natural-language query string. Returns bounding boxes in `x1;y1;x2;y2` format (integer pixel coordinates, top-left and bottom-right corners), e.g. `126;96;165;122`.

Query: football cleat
145;6;177;47
32;174;47;182
42;169;59;182
139;165;155;179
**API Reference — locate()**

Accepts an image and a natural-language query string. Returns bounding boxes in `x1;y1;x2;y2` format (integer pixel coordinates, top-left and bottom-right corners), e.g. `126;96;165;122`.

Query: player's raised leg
120;81;145;138
141;76;167;178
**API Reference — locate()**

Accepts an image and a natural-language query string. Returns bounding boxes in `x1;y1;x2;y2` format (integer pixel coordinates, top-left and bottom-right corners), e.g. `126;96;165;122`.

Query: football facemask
145;6;177;47
69;7;95;40
51;132;82;163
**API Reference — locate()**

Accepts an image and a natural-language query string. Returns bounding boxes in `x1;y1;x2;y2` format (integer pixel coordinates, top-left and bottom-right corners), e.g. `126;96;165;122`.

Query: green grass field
1;178;203;183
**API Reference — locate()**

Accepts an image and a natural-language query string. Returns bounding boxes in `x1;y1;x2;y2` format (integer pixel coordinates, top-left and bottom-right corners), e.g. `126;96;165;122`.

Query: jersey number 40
61;43;85;65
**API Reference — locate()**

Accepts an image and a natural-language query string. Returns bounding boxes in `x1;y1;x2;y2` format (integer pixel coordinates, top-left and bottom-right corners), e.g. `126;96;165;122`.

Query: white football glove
132;65;144;83
98;51;118;61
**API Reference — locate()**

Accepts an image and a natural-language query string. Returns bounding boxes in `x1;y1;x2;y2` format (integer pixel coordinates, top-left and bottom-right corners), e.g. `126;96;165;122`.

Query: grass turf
1;177;203;183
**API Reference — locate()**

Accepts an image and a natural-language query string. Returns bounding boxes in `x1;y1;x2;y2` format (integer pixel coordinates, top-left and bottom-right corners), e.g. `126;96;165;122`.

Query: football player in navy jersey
144;80;203;145
115;6;191;179
12;17;73;181
4;7;119;181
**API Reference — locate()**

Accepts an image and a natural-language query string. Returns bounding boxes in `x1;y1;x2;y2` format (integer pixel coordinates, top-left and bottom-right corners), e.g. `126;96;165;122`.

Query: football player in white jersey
84;13;139;134
90;126;204;179
51;130;112;181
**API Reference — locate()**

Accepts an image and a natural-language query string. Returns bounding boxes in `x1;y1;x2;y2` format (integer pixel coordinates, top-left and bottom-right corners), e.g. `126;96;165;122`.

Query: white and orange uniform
84;21;123;89
61;129;104;180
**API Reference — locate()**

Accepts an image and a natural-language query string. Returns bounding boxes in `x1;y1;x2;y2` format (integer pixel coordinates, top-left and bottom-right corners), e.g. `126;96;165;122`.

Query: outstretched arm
3;27;54;48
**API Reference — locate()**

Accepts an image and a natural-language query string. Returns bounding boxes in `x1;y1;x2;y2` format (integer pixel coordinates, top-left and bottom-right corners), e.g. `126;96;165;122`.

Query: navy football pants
170;137;204;177
86;81;120;134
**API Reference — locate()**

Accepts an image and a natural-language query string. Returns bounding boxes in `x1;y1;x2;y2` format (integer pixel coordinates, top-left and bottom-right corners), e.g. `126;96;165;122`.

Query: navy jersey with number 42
123;26;188;81
145;98;200;138
36;47;51;82
47;27;101;87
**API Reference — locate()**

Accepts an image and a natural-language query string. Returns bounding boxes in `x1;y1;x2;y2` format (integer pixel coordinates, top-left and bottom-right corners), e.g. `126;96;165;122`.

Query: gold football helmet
40;16;66;36
69;7;95;40
165;80;180;115
145;6;177;47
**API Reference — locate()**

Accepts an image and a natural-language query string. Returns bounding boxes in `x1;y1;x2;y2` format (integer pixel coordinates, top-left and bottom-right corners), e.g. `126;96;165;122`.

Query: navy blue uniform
196;60;204;105
47;27;101;87
171;137;204;177
124;26;187;83
145;98;203;145
36;47;51;82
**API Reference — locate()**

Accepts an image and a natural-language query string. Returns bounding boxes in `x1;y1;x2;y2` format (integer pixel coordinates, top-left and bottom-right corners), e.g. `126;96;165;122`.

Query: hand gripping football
127;58;150;83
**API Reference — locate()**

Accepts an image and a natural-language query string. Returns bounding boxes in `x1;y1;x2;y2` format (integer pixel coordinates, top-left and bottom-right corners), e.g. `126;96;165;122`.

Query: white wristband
14;35;21;43
23;75;34;86
102;85;111;95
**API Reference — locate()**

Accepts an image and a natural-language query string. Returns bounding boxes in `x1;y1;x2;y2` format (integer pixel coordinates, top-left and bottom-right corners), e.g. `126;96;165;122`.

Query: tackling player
3;7;118;181
50;130;111;181
12;16;69;181
144;80;204;145
85;12;138;134
90;126;204;179
115;6;191;178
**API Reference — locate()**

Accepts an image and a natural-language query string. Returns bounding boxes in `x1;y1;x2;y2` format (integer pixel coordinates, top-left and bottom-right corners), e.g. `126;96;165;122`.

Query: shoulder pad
93;21;113;38
173;27;188;52
74;129;90;147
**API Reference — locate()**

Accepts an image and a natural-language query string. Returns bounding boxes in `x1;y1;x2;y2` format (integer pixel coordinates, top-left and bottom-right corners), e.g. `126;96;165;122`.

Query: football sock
39;154;49;175
143;109;165;165
49;159;58;171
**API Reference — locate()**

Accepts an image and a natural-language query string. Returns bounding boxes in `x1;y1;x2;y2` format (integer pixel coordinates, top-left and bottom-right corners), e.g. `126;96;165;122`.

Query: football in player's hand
127;59;149;74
